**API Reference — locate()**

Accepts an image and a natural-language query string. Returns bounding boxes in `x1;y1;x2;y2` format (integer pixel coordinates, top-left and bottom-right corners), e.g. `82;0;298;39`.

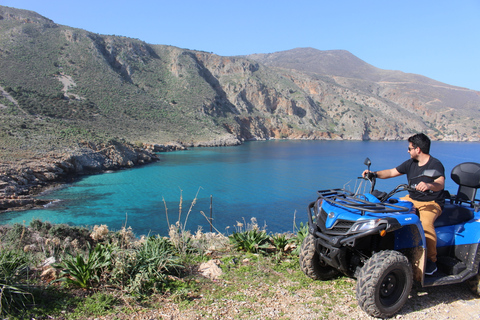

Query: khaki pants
401;195;442;262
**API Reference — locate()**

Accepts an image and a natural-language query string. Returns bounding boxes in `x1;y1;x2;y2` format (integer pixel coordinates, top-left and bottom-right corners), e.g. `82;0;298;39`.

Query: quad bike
299;158;480;318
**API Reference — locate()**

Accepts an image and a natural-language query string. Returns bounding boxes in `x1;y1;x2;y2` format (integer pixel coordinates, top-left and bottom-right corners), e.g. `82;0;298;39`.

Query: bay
1;140;479;236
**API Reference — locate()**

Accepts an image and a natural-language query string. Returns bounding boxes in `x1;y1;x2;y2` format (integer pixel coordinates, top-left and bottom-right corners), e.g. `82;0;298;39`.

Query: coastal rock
191;134;242;147
68;148;107;173
144;142;188;152
0;196;50;211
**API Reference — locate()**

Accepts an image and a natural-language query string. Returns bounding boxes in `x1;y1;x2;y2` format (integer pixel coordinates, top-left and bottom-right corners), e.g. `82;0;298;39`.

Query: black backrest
450;162;480;206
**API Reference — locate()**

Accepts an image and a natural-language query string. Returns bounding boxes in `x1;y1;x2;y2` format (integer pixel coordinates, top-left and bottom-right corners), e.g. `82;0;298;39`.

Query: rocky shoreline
0;135;247;213
0;139;296;213
0;141;168;213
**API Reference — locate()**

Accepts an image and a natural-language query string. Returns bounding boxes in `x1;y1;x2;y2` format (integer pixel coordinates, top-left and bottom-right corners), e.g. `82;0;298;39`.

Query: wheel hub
381;274;398;296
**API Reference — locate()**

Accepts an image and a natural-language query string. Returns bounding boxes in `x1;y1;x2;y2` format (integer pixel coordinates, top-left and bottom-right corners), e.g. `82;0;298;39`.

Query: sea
1;140;479;237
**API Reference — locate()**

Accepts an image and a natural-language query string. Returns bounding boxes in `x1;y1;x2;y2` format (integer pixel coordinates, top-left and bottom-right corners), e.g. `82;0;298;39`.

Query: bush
271;233;294;253
29;219;52;236
0;250;33;316
54;243;113;289
292;222;308;255
229;229;271;253
123;236;182;296
2;223;29;248
48;223;90;241
71;292;119;318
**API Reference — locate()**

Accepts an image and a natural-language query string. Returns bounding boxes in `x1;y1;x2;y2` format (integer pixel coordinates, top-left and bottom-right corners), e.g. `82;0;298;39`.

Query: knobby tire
356;250;413;318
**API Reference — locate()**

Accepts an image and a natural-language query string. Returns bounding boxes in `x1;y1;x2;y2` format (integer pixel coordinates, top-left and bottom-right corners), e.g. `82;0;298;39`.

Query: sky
2;0;480;91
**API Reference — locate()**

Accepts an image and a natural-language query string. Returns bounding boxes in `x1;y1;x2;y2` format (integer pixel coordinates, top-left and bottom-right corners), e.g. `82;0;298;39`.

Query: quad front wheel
356;250;413;318
299;233;339;280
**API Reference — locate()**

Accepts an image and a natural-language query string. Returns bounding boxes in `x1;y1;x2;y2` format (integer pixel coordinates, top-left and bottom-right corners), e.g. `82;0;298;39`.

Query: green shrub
229;229;271;253
70;292;119;318
292;222;308;255
0;250;33;316
122;236;182;296
54;243;113;289
271;233;294;253
48;223;90;241
29;219;52;236
3;223;29;248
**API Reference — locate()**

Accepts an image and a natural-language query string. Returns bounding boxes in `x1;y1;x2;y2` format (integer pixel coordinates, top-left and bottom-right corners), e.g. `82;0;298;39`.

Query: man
362;133;445;275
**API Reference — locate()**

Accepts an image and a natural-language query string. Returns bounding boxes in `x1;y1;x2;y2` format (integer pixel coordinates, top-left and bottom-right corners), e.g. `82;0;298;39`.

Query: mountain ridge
1;5;479;165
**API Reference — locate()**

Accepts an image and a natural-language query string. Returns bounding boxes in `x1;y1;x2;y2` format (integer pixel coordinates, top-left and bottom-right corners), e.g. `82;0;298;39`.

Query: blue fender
387;199;427;251
437;211;480;247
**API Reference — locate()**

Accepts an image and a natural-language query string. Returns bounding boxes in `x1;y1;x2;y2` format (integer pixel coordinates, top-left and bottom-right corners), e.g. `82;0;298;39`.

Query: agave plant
0;250;33;316
125;236;182;295
295;222;308;244
54;243;113;289
271;233;295;253
229;229;271;253
134;236;180;276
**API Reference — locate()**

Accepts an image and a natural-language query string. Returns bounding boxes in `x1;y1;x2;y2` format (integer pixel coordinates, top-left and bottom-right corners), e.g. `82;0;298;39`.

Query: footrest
437;256;466;275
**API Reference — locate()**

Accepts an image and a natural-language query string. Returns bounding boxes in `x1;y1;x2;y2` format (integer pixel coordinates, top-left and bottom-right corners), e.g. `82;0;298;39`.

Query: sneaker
425;259;437;276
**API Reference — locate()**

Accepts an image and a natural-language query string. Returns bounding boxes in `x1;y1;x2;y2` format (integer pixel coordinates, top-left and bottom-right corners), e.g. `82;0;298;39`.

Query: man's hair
408;133;431;154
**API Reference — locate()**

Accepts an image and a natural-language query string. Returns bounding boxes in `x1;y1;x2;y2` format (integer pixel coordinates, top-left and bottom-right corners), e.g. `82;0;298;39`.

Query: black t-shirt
396;156;445;203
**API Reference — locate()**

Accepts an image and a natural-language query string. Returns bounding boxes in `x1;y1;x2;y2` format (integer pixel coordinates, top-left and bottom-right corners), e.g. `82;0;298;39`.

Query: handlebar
379;183;432;202
359;172;377;193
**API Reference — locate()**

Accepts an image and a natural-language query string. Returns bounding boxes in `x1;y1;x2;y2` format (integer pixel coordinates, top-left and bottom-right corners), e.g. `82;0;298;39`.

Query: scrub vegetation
2;219;480;319
0;215;321;319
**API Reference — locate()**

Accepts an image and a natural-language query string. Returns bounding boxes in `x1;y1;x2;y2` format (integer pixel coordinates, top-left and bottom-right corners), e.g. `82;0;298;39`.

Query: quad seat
434;162;480;228
435;204;474;227
449;162;480;208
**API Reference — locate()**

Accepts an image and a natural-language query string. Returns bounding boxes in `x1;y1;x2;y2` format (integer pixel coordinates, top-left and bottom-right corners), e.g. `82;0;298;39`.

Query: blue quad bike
299;158;480;318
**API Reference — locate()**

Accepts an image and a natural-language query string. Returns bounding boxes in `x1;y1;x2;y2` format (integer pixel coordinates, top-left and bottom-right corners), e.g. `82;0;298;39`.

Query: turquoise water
1;140;479;236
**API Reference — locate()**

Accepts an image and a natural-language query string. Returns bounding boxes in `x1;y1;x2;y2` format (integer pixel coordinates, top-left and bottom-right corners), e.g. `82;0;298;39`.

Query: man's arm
362;168;402;179
416;176;445;192
376;168;402;179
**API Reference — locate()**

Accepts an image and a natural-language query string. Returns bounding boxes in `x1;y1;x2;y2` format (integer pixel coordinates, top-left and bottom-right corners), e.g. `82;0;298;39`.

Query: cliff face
245;48;480;141
187;51;477;142
154;47;479;142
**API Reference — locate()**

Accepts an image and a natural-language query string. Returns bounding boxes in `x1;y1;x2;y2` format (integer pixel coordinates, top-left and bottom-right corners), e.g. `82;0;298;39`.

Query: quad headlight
350;217;401;234
350;219;385;233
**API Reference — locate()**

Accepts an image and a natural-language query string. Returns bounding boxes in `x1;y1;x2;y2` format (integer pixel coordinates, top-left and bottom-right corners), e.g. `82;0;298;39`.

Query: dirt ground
93;278;480;320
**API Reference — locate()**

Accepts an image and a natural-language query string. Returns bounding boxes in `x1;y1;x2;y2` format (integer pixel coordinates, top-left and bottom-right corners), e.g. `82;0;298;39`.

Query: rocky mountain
246;48;480;141
1;5;479;166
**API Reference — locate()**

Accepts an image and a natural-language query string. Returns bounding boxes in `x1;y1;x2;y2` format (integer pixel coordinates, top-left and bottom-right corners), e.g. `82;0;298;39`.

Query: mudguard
437;215;480;247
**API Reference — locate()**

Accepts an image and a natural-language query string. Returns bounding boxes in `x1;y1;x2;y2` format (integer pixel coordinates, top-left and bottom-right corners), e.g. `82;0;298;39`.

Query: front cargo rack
317;188;411;215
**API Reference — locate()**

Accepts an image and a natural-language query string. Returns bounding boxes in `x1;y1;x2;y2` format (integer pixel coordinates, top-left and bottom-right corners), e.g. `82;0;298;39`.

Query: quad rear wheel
356;250;413;318
299;233;339;280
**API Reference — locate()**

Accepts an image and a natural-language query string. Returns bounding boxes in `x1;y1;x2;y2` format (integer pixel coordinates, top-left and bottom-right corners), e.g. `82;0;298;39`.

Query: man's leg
417;202;441;262
401;196;442;262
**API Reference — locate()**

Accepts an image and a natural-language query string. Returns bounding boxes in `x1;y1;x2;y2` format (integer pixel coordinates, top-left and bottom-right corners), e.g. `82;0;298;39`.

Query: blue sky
2;0;480;91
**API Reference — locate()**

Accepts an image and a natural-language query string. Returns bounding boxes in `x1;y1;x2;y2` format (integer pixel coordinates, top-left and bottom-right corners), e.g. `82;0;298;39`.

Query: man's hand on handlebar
415;181;431;192
362;170;377;180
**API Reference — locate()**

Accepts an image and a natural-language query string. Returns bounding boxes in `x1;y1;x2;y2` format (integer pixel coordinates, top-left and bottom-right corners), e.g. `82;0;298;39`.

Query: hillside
246;48;480;141
1;5;480;164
